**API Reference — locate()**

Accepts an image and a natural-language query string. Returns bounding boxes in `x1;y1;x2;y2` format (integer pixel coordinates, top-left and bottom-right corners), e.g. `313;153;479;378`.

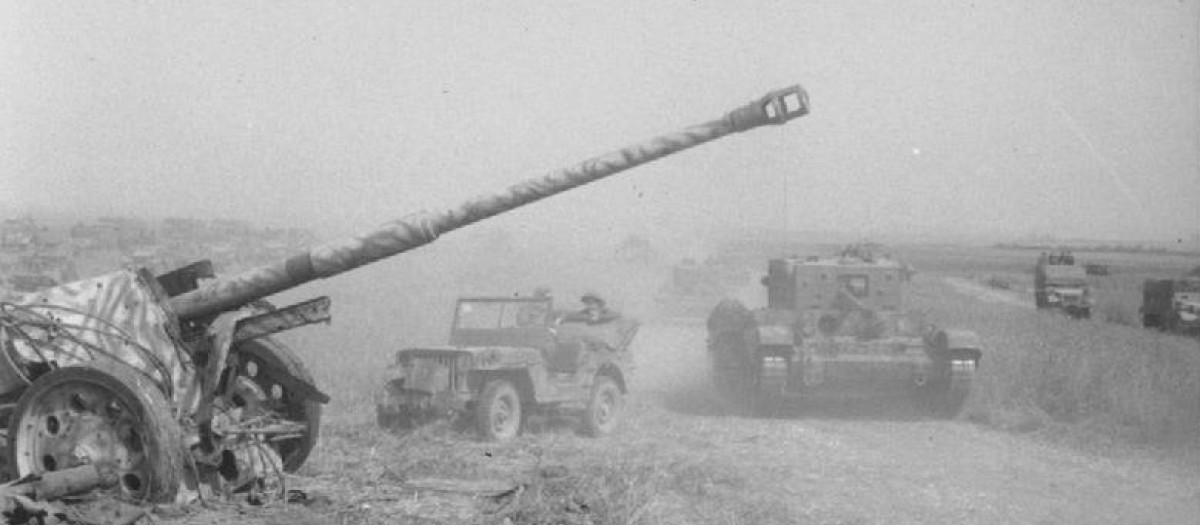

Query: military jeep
376;296;639;441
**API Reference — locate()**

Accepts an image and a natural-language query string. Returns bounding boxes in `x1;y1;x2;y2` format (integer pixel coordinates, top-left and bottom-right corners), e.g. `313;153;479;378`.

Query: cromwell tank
0;84;809;502
707;244;981;416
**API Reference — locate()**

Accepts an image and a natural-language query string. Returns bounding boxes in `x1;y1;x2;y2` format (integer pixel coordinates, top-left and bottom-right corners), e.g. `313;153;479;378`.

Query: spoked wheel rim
236;338;322;472
8;362;183;502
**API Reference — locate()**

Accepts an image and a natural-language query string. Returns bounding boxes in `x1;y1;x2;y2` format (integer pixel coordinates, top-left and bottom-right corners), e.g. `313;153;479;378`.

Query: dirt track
942;277;1033;309
627;319;1200;525
156;318;1200;525
157;263;1198;525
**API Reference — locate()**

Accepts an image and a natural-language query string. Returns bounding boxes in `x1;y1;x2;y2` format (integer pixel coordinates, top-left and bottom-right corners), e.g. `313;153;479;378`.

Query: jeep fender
595;362;627;393
468;368;539;405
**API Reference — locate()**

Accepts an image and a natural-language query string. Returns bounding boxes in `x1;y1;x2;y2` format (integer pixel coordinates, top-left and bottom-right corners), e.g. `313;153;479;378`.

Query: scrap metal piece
0;464;118;517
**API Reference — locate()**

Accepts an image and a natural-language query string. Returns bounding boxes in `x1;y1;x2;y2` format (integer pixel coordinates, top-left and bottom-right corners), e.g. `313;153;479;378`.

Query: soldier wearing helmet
566;292;619;324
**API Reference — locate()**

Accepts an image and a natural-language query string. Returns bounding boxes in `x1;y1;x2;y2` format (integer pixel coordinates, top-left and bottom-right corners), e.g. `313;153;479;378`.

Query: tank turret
0;85;810;502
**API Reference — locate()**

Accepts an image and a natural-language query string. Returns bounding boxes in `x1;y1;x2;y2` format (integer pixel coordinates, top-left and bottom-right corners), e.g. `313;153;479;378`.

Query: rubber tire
581;376;621;437
237;338;321;472
7;361;184;503
475;379;522;441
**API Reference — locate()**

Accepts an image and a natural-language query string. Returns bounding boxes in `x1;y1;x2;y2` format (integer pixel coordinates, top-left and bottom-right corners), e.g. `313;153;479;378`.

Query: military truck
1141;278;1200;334
1033;250;1091;319
376;295;638;441
707;244;981;416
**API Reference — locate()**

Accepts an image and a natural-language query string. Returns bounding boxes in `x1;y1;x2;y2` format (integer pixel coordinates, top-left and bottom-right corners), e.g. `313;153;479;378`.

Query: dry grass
192;240;1199;523
275;395;806;525
907;274;1200;450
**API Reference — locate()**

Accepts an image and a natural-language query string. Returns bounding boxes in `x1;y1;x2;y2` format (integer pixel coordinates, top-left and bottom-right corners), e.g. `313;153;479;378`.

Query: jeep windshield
453;298;551;330
450;298;555;348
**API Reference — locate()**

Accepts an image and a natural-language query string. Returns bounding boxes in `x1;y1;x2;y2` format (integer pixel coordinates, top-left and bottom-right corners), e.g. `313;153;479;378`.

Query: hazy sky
2;1;1197;245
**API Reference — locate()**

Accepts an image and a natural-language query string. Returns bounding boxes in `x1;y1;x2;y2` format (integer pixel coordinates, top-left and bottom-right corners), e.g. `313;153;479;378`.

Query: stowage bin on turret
0;85;809;502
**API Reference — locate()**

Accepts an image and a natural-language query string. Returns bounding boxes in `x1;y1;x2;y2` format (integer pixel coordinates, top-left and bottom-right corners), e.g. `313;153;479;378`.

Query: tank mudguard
755;323;795;347
927;328;982;361
752;308;801;346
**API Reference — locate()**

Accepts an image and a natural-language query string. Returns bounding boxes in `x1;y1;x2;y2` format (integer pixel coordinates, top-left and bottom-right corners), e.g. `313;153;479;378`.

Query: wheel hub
15;383;148;496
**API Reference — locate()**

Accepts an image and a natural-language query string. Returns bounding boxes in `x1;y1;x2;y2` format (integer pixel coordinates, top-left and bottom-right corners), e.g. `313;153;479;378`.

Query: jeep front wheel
582;376;621;437
475;379;522;441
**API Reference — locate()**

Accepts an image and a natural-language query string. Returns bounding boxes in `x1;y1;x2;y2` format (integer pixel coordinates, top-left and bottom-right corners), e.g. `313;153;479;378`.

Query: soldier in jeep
563;292;620;324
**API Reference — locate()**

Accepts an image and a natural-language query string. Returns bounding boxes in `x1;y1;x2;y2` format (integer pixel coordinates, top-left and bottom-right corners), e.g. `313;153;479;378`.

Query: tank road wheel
7;361;184;502
475;379;522;442
236;338;322;472
581;376;621;437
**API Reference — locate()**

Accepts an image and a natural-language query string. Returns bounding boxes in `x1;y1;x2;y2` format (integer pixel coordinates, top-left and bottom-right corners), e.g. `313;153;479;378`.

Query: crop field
147;238;1198;524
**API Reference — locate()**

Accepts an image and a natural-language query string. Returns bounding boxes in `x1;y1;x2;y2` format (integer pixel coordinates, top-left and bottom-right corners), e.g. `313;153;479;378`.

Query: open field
146;240;1198;524
166;314;1200;525
7;232;1199;523
898;244;1200;327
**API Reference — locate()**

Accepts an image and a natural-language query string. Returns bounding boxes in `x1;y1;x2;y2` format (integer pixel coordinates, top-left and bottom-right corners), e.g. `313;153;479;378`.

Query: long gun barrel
170;85;810;320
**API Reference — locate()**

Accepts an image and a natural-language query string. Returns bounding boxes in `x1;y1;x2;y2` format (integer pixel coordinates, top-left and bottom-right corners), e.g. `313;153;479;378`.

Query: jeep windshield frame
449;296;555;348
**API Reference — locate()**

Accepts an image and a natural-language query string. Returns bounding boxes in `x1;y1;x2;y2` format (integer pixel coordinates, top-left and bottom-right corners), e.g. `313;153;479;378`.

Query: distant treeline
993;242;1200;256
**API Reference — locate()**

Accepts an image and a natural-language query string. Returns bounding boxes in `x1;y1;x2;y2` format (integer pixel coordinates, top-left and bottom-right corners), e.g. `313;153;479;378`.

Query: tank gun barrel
170;85;810;320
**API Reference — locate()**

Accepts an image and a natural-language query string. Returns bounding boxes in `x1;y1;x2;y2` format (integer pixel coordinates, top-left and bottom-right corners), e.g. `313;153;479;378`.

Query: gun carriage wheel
6;361;184;502
233;338;321;473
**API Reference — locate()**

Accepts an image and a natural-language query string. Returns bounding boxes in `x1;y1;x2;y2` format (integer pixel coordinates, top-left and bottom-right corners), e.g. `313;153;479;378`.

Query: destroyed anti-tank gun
0;85;809;504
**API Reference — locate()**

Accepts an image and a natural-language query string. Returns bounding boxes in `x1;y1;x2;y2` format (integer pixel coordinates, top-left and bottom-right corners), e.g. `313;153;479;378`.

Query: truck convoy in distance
1141;277;1200;335
1033;250;1092;319
707;244;981;417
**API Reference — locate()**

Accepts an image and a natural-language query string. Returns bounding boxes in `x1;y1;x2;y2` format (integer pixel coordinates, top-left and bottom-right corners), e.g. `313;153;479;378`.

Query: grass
906;274;1200;451
897;244;1200;450
276;395;807;525
172;240;1199;523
